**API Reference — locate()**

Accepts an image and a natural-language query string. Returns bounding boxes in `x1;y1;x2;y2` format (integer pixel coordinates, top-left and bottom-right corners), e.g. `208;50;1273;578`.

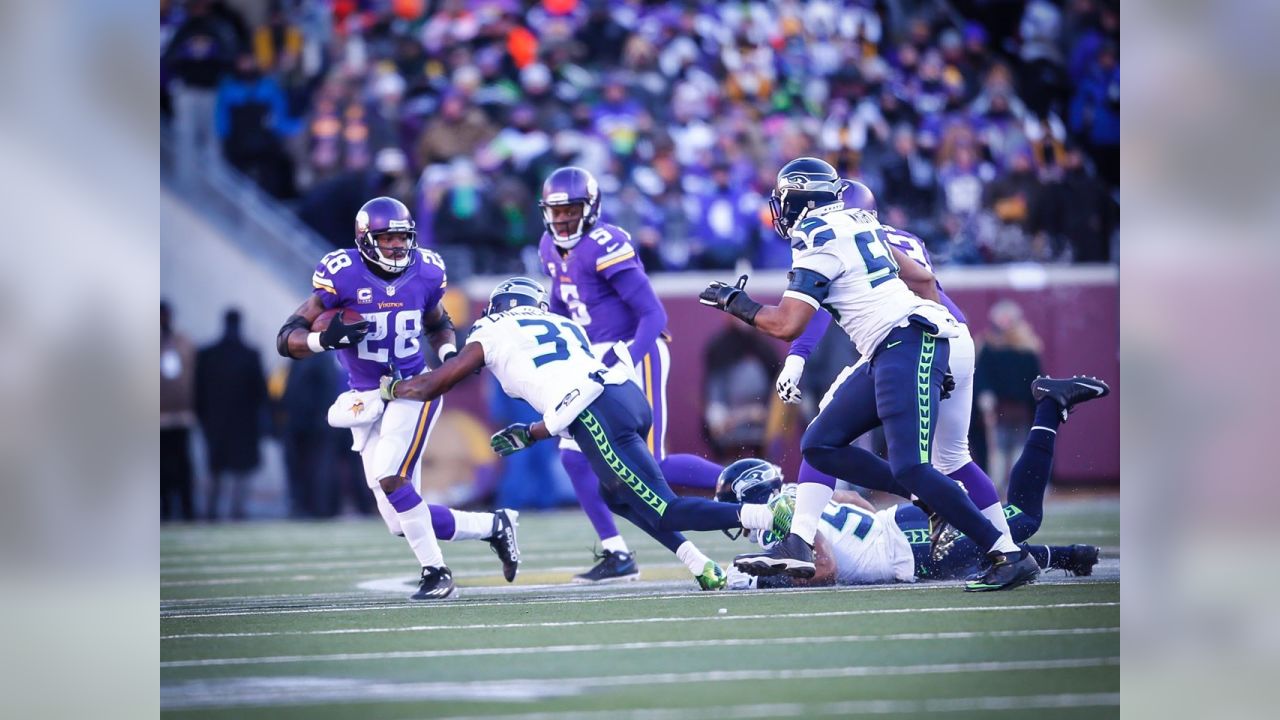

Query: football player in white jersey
381;278;792;590
715;371;1110;588
699;157;1038;592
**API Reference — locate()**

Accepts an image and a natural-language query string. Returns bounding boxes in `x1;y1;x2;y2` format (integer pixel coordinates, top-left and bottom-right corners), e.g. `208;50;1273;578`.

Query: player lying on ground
700;156;1036;592
720;375;1108;588
537;166;727;583
382;277;793;591
275;196;519;600
777;179;1018;555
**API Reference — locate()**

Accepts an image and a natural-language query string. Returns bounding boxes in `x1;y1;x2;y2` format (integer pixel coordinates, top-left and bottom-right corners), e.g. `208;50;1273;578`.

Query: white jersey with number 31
784;205;954;356
465;306;609;415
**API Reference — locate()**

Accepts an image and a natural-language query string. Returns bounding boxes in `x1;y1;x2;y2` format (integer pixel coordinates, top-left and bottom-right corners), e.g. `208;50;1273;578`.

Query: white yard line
161;601;1117;642
160;658;1118;710
161;578;1118;619
160;564;655;588
162;626;1117;667
426;693;1123;720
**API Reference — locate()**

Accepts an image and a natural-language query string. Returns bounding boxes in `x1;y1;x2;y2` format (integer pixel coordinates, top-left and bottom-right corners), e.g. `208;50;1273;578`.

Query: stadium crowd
163;0;1119;274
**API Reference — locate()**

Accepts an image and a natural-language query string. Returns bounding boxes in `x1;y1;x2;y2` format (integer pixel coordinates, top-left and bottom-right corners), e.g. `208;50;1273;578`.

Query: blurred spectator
692;164;754;269
253;1;303;74
162;0;244;184
160;301;197;521
278;354;342;518
975;300;1044;494
416;92;497;168
215;53;298;198
174;1;1120;271
195;309;268;520
1068;40;1119;189
703;317;782;462
880;125;939;237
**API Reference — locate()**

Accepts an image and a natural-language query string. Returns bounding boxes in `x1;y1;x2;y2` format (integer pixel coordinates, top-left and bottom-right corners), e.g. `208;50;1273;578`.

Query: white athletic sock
675;541;712;576
737;503;773;531
398;503;445;568
990;531;1021;555
450;510;494;541
601;535;629;554
792;483;834;545
980;502;1015;548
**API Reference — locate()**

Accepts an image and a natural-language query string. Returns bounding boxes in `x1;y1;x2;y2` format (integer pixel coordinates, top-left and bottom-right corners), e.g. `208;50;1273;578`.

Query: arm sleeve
607;267;666;364
788;308;832;361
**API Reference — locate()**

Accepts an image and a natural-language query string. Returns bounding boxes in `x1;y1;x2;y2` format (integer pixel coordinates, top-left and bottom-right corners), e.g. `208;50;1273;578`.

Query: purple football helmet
539;166;601;249
838;179;878;216
355;196;417;273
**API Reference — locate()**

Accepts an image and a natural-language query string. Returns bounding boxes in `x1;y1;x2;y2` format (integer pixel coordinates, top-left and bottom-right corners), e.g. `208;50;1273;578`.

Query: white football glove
726;567;758;590
775;355;806;404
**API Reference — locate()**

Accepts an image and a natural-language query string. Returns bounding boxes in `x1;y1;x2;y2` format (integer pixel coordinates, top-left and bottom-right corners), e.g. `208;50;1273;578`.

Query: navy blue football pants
899;420;1063;578
568;383;743;545
801;323;1002;552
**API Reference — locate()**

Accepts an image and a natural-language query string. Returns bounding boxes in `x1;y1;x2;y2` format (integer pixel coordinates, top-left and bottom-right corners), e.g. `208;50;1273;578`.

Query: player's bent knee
378;474;409;495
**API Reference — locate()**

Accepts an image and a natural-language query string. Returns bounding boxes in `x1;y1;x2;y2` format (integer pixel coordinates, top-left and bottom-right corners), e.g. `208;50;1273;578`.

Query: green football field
161;498;1119;719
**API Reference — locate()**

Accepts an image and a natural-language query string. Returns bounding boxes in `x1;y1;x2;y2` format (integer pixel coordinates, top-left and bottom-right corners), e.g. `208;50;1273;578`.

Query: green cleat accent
768;488;796;538
696;561;728;591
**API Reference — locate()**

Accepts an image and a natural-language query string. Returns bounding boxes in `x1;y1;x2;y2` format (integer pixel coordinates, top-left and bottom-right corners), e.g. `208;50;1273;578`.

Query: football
311;307;365;332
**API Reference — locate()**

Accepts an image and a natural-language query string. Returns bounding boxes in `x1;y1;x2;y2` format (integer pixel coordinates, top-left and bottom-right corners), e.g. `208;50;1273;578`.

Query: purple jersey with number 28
311;247;448;390
537;222;647;344
882;225;966;324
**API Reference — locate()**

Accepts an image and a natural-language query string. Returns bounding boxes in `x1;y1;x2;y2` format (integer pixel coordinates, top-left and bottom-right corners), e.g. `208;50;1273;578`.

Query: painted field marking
161;658;1118;710
161;580;1119;619
162;626;1118;667
429;693;1123;720
161;600;1116;642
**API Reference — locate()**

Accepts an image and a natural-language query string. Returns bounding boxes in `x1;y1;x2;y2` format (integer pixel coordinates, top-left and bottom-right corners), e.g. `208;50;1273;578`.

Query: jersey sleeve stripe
782;289;822;310
596;249;636;271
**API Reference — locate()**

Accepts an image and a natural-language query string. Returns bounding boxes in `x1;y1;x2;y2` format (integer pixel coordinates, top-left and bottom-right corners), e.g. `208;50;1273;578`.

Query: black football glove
940;372;955;400
698;275;763;325
319;314;371;350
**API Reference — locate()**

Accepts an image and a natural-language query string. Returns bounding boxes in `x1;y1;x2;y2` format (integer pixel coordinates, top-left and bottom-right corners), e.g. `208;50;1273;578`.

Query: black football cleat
411;566;455;600
1031;375;1111;423
573;550;640;584
965;550;1040;592
488;509;520;583
733;532;816;578
1064;544;1101;577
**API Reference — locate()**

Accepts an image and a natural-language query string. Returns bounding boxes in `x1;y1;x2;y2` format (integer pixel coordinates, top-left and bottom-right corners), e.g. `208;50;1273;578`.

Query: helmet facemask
359;228;417;273
542;201;589;249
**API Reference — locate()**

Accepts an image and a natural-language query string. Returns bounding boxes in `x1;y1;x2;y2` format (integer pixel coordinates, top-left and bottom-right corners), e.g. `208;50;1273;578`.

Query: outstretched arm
699;274;817;342
385;342;486;403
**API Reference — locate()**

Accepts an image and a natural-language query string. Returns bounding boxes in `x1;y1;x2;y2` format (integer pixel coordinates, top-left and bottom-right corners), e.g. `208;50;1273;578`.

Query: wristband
438;343;458;362
306;332;325;354
726;293;763;326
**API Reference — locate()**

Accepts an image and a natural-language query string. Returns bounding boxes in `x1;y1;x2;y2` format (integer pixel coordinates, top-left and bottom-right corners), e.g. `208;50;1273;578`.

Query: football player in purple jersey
536;167;727;583
276;196;520;600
